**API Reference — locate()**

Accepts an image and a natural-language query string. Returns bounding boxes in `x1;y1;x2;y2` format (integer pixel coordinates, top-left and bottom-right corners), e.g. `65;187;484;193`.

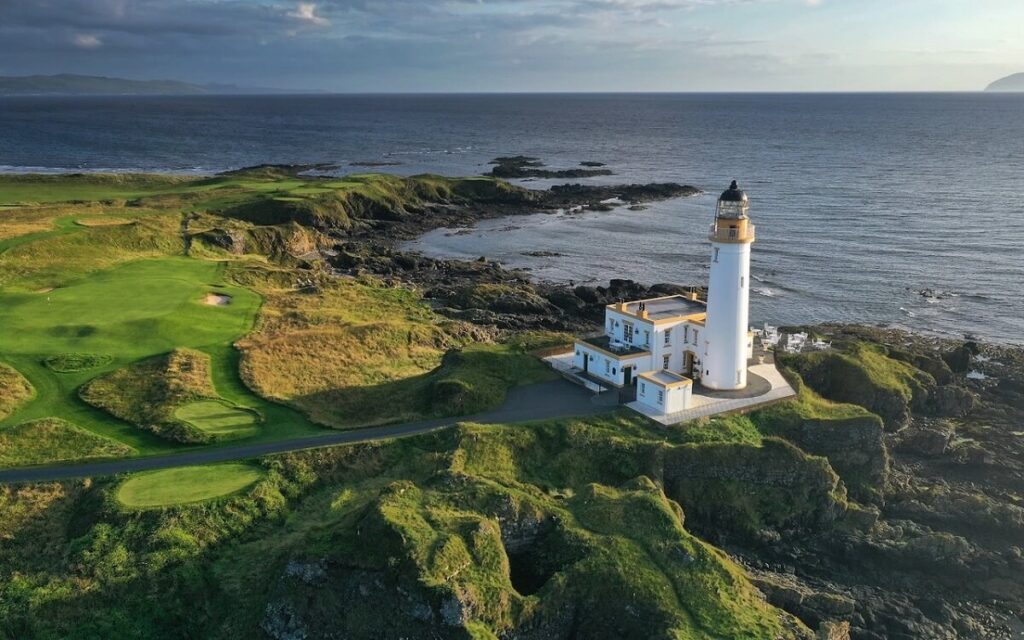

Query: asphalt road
0;379;616;484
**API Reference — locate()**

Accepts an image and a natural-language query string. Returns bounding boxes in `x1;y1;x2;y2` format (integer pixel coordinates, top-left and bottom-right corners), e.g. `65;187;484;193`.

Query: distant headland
0;73;296;96
985;72;1024;92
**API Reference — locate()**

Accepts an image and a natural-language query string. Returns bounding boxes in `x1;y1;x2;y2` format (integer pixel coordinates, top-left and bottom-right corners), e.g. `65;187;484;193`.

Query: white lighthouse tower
702;180;755;391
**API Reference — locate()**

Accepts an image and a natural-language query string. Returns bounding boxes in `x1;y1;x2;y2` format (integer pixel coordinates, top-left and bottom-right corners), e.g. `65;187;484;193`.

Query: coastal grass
0;362;34;421
116;463;264;509
0;413;813;638
235;271;555;428
0;417;134;466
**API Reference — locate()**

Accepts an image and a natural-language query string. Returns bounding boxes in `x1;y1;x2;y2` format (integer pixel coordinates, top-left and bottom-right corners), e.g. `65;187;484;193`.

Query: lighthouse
702;180;755;391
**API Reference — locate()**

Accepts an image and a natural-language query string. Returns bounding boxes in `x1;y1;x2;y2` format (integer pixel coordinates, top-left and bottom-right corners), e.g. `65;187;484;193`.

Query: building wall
573;344;651;387
637;379;691;414
597;308;712;383
704;241;752;390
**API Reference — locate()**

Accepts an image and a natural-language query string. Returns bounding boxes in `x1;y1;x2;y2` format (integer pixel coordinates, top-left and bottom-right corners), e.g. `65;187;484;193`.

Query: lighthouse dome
716;180;750;220
718;180;748;203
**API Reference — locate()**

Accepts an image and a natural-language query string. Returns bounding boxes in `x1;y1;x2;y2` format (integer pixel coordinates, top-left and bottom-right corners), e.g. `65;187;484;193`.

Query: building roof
639;370;693;388
719;180;748;203
610;294;706;323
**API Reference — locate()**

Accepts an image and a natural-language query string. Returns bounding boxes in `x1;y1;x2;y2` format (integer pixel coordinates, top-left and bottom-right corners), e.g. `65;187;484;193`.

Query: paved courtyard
544;352;796;425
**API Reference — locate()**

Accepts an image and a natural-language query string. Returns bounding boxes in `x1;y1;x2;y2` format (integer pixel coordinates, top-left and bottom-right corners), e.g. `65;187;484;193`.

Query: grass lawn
116;463;264;508
0;257;325;460
174;400;260;439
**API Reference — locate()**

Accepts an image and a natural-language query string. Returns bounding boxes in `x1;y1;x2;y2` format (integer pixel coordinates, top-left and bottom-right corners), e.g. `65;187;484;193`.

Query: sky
0;0;1021;92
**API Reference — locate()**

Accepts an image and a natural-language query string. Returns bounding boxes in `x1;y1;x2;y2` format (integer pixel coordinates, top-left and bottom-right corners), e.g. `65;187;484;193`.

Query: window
664;329;672;345
693;329;699;344
657;390;664;404
736;370;742;384
612;367;617;376
640;382;646;394
644;330;650;346
740;276;745;288
607;318;613;333
605;359;611;374
663;355;670;370
713;247;720;263
623;321;634;343
684;326;689;344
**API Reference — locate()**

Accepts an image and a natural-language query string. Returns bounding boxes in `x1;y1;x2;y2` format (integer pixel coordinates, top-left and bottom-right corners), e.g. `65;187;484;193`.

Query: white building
572;180;756;416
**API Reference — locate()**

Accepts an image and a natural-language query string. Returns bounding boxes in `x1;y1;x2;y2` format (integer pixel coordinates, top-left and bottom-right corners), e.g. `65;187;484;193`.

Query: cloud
288;3;330;27
73;33;103;48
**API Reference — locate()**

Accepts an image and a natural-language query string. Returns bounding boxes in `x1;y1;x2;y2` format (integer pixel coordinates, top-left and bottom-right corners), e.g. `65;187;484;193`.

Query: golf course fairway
0;256;325;459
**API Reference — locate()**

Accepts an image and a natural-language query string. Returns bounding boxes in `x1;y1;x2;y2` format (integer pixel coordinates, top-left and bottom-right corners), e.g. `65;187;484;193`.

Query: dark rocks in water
348;160;402;167
579;161;606;167
942;342;980;373
487;156;614;179
218;163;339;178
520;250;562;257
546;182;700;206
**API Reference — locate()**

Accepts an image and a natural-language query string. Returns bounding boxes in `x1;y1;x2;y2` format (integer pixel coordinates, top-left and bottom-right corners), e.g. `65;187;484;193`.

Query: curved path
0;379;616;484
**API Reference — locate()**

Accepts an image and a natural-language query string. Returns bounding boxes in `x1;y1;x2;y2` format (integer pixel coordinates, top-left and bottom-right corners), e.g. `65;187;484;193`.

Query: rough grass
235;271;555;429
0;418;134;467
81;349;229;444
116;464;265;509
42;353;113;373
0;362;34;421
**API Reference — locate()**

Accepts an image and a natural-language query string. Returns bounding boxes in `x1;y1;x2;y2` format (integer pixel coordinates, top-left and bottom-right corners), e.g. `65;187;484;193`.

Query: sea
1;93;1021;344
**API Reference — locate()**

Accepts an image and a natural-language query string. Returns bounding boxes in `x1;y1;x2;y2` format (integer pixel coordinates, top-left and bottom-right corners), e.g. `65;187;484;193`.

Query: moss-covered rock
662;438;848;542
781;343;935;429
751;375;888;503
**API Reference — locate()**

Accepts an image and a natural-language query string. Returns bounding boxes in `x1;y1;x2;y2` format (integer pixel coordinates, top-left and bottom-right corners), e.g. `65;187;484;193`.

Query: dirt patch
203;293;232;306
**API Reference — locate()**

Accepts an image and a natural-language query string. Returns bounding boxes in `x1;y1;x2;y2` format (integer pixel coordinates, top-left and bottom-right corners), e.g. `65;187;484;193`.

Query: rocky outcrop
487;156;613;179
662;438;848;542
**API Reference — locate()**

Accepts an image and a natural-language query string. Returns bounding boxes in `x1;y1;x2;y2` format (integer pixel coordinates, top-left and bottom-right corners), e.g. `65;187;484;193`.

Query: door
623;366;633;387
583;353;589;374
684;352;694;377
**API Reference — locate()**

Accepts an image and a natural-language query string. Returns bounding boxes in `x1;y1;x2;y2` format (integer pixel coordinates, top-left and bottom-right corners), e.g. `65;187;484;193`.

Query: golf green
174;400;260;439
116;463;264;508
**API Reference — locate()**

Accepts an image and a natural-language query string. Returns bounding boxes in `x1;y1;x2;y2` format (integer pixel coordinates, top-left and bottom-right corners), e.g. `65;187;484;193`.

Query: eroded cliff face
728;326;1024;640
249;328;1024;640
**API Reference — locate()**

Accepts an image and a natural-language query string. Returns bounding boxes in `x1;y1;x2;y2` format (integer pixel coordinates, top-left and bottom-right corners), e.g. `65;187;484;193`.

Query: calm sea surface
1;94;1022;343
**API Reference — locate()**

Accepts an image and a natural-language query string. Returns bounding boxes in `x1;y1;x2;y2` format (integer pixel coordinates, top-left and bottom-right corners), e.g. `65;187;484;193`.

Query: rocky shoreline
207;164;1024;639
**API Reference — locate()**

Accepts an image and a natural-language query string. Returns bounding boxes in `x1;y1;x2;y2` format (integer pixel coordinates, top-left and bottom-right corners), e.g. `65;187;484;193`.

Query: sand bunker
203;293;232;306
74;217;135;227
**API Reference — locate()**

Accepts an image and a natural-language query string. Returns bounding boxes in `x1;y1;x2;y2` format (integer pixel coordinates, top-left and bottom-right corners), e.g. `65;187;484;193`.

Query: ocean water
1;93;1022;343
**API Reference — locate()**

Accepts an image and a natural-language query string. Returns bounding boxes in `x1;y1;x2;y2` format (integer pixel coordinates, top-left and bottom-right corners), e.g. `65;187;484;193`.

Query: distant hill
0;74;290;96
985;73;1024;92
